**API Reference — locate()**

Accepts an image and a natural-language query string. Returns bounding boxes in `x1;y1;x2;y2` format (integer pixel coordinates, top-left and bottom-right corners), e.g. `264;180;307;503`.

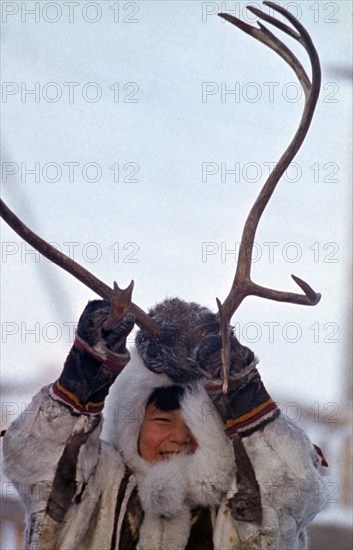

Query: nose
168;419;192;445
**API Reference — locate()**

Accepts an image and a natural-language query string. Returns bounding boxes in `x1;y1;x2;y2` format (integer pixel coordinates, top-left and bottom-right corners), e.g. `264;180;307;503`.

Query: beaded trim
50;382;105;414
225;399;280;438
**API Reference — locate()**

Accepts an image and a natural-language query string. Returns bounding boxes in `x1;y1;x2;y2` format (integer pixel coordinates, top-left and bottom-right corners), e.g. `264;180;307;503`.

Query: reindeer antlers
216;2;321;391
0;199;161;338
1;3;322;388
217;2;321;322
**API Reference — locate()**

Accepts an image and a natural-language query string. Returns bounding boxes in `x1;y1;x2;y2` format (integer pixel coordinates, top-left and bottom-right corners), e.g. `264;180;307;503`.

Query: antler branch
218;1;321;322
0;199;161;338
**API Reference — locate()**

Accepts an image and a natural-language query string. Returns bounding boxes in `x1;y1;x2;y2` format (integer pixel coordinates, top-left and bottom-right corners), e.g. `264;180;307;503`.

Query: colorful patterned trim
50;381;104;415
204;361;258;395
74;335;126;373
225;399;280;438
204;377;239;395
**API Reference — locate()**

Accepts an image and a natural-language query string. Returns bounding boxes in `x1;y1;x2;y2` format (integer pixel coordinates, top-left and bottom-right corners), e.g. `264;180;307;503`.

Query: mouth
159;451;182;459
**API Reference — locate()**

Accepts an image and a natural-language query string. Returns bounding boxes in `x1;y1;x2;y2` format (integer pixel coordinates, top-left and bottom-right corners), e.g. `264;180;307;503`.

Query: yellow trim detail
56;383;105;410
225;399;274;429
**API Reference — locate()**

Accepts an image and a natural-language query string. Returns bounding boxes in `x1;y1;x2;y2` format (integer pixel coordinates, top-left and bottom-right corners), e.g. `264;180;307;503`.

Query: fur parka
3;346;327;549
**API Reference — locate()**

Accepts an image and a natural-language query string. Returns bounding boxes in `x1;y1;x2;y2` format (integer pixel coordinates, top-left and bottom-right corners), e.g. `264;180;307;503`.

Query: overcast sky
1;1;352;421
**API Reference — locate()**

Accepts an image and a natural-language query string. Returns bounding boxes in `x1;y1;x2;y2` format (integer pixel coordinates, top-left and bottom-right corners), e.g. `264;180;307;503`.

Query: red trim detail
74;336;125;372
204;377;239;394
51;382;103;414
225;402;279;437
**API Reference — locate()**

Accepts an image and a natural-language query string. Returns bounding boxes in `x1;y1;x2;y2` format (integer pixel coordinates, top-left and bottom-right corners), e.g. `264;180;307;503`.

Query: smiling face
138;402;198;463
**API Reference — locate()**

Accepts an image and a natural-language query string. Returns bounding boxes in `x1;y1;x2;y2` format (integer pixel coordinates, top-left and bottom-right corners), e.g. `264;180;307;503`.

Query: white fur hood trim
103;345;236;516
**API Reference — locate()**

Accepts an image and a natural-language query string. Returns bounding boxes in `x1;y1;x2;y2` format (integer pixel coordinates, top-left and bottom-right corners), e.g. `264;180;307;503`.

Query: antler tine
249;20;311;96
216;298;231;394
102;281;135;330
249;1;321;95
219;4;318;98
0;199;161;338
217;2;321;323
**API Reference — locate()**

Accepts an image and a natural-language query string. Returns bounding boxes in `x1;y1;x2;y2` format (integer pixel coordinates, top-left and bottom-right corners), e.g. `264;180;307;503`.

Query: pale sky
1;1;352;419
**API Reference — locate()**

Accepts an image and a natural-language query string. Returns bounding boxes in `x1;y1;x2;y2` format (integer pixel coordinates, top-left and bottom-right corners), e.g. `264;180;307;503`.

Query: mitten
198;332;279;524
50;299;134;414
197;332;280;438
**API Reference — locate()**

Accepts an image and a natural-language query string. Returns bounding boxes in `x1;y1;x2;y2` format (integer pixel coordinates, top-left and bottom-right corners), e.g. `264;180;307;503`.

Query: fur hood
103;346;236;518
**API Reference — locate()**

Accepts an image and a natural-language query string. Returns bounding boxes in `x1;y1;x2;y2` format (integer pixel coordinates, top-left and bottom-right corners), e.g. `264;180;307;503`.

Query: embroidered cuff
50;336;131;415
74;334;130;373
50;382;105;415
224;399;280;438
205;368;280;438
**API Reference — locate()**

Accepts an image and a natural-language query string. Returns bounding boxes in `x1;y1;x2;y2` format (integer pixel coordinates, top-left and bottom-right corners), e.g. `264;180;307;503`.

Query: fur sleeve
3;385;102;518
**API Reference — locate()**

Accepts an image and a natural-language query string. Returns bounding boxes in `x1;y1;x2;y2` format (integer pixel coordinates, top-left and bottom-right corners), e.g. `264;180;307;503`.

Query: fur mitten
51;299;134;414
